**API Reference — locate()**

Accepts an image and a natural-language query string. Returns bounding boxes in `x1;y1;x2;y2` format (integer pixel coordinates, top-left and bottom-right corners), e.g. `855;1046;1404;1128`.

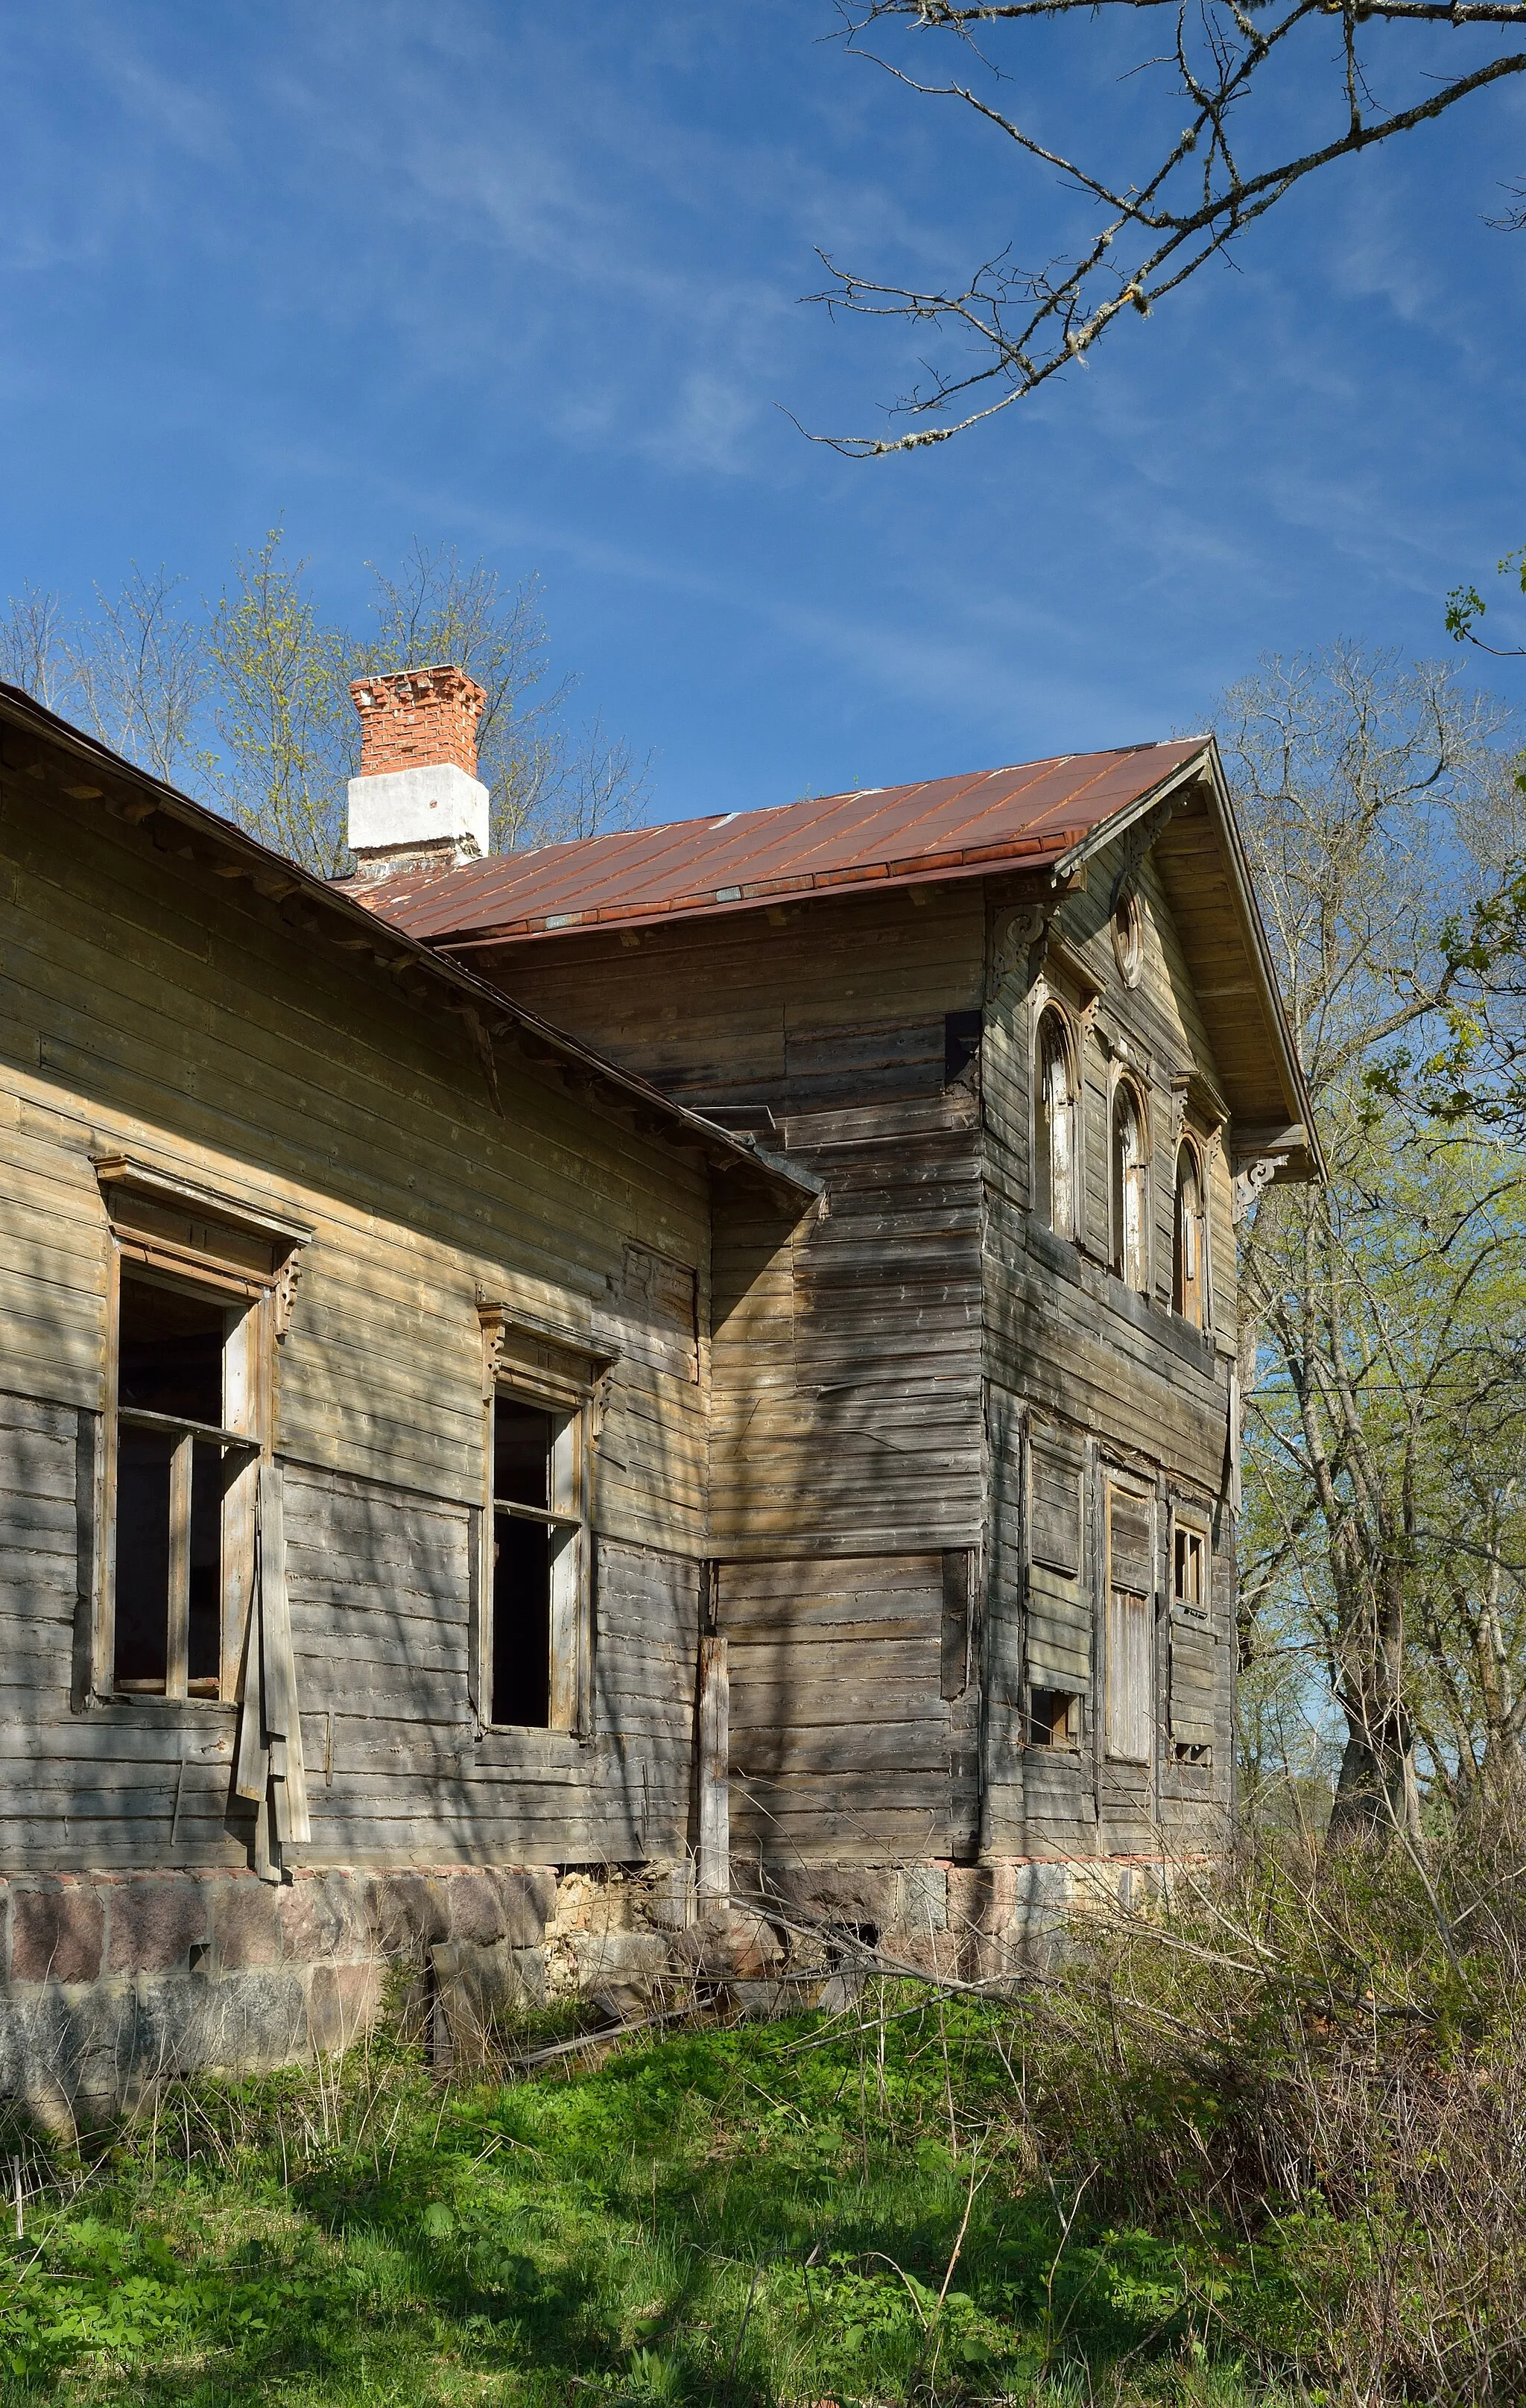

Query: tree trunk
1327;1565;1422;1845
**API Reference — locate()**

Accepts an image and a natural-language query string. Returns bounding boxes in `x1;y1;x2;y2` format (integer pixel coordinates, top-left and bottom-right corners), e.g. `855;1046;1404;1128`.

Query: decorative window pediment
93;1155;311;1332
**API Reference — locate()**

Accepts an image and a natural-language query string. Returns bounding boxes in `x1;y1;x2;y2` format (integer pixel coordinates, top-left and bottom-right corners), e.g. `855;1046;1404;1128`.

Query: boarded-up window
1031;1442;1081;1575
1106;1483;1153;1762
622;1244;699;1383
1169;1512;1215;1764
1025;1429;1089;1731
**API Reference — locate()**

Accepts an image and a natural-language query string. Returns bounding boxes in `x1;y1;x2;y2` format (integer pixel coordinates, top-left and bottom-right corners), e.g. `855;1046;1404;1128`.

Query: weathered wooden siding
485;892;990;1867
284;1470;698;1868
484;851;1244;1872
478;897;988;1557
980;840;1238;1854
0;771;719;1873
722;1554;960;1863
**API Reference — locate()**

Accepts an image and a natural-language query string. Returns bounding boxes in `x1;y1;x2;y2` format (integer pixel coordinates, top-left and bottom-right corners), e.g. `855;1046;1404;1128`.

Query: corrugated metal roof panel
363;741;1209;944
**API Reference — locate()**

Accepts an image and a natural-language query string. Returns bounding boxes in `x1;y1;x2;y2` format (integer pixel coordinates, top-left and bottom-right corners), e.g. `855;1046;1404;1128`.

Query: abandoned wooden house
0;662;1316;2117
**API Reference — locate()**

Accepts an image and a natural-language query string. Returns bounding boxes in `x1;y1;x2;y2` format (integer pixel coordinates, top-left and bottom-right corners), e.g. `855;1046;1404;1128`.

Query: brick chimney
346;664;490;881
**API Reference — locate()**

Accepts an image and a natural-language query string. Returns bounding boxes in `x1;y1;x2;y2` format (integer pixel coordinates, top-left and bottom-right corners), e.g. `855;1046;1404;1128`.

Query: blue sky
3;1;1526;821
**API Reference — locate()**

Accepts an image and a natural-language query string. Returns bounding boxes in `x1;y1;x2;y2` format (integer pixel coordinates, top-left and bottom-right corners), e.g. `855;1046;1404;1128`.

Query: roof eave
0;682;821;1212
1051;735;1323;1182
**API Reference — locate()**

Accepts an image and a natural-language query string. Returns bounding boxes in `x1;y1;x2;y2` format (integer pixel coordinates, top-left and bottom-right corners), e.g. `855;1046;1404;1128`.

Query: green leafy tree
1221;647;1526;1837
207;530;355;872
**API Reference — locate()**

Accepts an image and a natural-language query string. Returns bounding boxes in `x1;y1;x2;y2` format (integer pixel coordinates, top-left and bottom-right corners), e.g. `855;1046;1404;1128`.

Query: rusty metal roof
363;741;1210;946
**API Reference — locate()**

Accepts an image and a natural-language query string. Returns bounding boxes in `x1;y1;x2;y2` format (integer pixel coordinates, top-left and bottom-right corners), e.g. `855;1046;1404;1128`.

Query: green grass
0;1998;1291;2408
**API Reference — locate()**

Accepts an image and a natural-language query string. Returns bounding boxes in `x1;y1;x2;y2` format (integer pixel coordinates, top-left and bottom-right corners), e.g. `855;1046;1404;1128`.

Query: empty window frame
1173;1522;1208;1620
1110;1080;1149;1292
1033;1006;1078;1238
1105;1481;1155;1763
109;1269;262;1699
1169;1510;1215;1769
488;1391;586;1729
1172;1140;1209;1328
1028;1685;1083;1749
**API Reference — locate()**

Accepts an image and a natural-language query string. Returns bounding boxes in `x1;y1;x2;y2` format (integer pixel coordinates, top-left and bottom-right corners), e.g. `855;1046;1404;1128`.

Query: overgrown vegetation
3;1810;1522;2406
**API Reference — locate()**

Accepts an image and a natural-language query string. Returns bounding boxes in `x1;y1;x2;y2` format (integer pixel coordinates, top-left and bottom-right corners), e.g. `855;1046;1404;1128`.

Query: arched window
1033;1007;1077;1237
1173;1141;1208;1328
1110;1080;1148;1291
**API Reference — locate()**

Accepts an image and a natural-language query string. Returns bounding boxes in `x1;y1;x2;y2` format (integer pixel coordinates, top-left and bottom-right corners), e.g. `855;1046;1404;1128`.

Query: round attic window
1112;889;1144;988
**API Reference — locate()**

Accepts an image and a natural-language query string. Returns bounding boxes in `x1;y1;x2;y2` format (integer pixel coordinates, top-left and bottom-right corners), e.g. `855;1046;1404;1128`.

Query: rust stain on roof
361;741;1209;947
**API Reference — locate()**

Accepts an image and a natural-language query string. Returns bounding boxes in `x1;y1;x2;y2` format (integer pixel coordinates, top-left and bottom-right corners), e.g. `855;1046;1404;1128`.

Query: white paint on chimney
347;762;490;862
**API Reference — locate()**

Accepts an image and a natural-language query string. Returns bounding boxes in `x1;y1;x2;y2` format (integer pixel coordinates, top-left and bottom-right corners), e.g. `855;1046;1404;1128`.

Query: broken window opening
1028;1686;1082;1749
1174;1524;1207;1620
1110;1080;1148;1293
1171;1740;1213;1769
112;1270;260;1700
489;1392;583;1731
1172;1140;1208;1327
944;1010;984;1086
1033;1007;1077;1238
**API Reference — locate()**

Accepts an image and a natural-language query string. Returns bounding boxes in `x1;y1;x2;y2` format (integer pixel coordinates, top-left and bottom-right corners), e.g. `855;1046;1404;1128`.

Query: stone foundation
0;1854;1165;2124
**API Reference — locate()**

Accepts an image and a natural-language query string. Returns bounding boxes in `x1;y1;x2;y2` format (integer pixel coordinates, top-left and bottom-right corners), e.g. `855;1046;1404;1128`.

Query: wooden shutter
1107;1591;1153;1761
1108;1487;1153;1597
1169;1613;1217;1746
1025;1429;1089;1696
1106;1483;1154;1762
1031;1444;1081;1574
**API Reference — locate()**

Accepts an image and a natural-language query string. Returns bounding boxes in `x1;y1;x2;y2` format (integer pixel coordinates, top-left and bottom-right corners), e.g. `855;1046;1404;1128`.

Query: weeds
0;1811;1520;2403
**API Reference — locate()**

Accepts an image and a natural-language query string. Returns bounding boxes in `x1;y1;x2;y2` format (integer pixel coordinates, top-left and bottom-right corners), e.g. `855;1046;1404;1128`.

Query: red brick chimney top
350;663;487;782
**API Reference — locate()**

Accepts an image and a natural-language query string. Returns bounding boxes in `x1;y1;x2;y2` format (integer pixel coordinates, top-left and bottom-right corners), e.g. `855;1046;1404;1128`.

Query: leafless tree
808;0;1526;454
0;584;71;712
361;543;650;852
69;565;207;784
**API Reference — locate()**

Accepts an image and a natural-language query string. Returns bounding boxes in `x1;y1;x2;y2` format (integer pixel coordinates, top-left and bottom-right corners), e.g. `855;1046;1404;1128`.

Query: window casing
1110;1080;1149;1292
1105;1480;1155;1763
1024;1428;1089;1749
1112;888;1143;986
94;1153;306;1708
1168;1509;1215;1769
1172;1140;1209;1327
486;1388;588;1731
1033;1007;1078;1239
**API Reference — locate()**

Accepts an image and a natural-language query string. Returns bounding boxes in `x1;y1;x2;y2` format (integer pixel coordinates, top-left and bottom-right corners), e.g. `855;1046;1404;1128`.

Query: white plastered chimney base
346;762;490;872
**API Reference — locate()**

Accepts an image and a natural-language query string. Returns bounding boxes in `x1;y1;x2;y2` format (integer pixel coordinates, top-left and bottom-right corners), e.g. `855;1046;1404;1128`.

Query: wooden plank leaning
234;1461;311;1879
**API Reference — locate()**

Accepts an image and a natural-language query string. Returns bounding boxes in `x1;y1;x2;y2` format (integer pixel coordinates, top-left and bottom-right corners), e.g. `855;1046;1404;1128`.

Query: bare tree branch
808;0;1526;453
